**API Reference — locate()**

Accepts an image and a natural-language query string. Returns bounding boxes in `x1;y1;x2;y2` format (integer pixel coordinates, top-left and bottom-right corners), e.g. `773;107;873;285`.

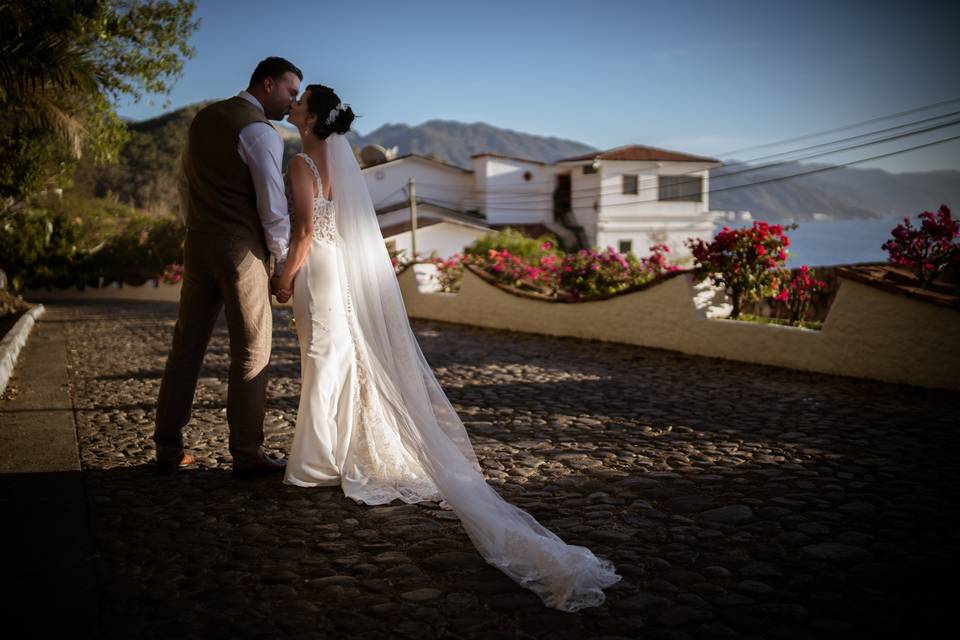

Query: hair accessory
325;102;346;126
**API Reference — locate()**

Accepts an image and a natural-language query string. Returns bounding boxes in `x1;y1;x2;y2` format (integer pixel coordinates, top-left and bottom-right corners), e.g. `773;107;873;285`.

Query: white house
362;144;723;260
555;145;723;257
363;154;492;259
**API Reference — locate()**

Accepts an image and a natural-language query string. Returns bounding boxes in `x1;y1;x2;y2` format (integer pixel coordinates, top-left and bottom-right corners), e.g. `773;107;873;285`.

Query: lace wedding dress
282;143;620;612
285;153;440;504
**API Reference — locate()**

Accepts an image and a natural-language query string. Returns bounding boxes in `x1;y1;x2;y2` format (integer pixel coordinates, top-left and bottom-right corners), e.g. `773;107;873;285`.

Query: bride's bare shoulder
287;154;317;198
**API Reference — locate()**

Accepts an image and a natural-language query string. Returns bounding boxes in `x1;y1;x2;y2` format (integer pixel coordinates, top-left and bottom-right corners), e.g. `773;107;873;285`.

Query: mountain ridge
77;102;959;223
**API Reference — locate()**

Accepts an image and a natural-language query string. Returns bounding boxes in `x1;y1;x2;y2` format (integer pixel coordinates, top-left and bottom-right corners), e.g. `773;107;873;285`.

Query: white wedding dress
281;142;620;612
285;153;439;504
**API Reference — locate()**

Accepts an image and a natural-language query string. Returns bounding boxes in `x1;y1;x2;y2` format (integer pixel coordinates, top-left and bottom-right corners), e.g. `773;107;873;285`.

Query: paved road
26;301;960;638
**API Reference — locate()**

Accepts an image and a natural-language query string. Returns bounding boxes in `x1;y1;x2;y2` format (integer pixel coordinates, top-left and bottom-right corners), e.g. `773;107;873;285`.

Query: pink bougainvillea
685;221;796;319
160;263;183;285
882;205;959;288
772;265;826;325
420;233;679;300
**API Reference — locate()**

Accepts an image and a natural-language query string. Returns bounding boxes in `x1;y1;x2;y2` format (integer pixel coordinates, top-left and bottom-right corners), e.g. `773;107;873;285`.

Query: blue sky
118;0;960;172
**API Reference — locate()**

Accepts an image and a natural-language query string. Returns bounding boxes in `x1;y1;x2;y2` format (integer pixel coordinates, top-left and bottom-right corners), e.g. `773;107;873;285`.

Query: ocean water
717;216;906;268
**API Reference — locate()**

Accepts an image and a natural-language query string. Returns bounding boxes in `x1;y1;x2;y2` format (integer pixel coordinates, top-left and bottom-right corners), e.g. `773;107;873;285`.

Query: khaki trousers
154;231;272;467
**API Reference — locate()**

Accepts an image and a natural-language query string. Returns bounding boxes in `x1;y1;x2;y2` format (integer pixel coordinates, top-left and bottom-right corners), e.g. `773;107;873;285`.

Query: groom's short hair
249;57;303;88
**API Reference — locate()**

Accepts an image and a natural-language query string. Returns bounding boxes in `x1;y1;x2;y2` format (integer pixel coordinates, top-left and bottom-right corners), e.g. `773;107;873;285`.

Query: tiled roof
559;145;720;164
470;152;547;165
362;154;473;174
380;216;491;238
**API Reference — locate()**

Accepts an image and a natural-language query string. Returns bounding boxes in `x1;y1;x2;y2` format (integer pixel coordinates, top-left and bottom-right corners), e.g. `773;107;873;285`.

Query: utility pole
408;177;417;261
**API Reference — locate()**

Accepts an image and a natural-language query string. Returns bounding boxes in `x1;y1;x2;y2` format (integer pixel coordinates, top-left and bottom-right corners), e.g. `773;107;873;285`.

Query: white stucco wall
363;158;473;212
590;160;717;256
26;266;959;391
470;156;552;225
384;221;488;259
396;268;960;392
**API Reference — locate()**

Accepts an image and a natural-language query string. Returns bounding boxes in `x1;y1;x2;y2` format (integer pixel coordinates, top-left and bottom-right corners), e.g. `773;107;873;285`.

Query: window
583;163;597;175
658;175;703;202
622;174;638;195
618;239;632;253
523;170;533;182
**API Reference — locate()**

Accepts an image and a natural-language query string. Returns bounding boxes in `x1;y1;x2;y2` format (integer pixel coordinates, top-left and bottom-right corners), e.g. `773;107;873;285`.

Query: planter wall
397;268;960;392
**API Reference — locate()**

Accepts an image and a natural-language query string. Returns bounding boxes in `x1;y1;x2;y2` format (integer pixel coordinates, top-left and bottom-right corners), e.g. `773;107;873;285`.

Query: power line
718;95;960;157
406;131;960;212
400;116;960;208
713;110;960;175
369;96;960;199
400;108;960;204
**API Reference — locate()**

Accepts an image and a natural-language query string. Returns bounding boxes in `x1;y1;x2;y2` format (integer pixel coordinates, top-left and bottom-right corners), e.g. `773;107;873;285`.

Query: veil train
323;133;621;612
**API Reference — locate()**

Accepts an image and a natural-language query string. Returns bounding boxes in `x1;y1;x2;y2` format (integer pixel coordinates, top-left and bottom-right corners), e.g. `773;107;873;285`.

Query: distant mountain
73;102;209;213
710;161;960;221
350;120;597;168
73;103;959;223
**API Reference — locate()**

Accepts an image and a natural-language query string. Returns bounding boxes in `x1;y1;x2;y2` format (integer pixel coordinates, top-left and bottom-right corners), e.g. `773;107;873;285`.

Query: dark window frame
622;174;639;195
658;175;703;202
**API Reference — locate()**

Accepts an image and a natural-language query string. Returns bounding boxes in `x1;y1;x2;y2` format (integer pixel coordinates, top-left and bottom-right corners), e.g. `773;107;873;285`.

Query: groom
154;57;301;478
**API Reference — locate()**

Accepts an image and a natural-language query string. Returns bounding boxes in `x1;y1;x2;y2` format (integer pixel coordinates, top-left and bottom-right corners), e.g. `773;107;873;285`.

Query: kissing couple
153;56;620;612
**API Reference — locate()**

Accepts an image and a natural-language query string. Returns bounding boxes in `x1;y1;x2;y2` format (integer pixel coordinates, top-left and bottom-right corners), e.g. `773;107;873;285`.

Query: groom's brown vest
183;96;273;248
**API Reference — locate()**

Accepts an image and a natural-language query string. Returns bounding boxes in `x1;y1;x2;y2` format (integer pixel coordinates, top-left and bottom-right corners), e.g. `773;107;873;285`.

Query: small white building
364;154;492;259
363;145;723;259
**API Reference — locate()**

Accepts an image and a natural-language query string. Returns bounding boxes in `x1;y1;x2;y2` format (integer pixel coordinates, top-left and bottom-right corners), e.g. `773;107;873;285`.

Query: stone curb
0;304;45;395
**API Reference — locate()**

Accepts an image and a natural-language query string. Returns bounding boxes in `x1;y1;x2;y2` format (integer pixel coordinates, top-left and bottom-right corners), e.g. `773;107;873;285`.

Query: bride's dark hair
306;84;355;139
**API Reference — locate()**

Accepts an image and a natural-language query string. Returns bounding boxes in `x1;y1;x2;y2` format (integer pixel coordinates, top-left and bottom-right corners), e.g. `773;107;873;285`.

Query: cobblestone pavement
59;301;957;639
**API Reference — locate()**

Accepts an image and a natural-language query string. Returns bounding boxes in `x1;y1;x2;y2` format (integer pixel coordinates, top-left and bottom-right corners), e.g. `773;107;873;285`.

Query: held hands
270;274;292;303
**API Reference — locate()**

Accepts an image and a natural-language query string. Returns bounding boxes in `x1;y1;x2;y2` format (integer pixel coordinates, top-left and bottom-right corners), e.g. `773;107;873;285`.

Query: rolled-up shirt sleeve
238;122;290;271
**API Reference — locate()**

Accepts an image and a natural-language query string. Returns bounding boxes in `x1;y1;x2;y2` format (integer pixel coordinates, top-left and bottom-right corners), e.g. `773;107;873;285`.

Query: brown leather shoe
156;450;196;475
232;451;287;480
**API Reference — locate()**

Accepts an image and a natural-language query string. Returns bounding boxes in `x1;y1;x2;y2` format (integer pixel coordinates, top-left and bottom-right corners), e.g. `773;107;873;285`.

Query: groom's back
183;97;272;247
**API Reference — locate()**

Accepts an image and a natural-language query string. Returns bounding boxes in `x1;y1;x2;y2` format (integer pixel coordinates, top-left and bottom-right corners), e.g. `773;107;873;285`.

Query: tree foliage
0;0;199;202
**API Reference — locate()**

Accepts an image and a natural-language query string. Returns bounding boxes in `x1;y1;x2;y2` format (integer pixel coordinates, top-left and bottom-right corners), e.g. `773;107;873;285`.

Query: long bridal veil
324;133;621;611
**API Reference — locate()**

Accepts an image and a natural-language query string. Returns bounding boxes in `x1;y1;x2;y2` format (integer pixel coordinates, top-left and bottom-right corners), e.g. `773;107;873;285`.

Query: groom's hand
270;275;292;303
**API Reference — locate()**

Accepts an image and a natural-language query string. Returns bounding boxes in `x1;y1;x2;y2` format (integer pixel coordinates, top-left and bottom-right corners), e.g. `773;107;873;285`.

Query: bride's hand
270;275;292;302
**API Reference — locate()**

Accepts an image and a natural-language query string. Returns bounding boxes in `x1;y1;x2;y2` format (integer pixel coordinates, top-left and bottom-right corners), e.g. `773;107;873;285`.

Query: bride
271;84;620;612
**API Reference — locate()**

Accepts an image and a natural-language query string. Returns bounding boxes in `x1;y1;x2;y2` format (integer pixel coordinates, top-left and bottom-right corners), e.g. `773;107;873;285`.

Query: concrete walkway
0;307;99;637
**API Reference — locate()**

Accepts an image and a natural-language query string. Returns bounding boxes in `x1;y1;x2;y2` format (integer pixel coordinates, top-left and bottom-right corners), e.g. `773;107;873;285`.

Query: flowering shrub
393;228;680;300
685;221;796;319
772;265;826;326
0;194;185;290
556;245;678;299
467;245;558;295
455;232;678;300
465;227;560;264
428;252;464;292
160;263;184;285
881;205;959;288
389;248;425;274
388;248;463;292
389;248;408;274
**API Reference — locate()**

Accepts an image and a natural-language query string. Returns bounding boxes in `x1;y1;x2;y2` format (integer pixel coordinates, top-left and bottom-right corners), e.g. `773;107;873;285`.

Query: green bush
463;227;561;263
0;208;72;290
0;194;184;291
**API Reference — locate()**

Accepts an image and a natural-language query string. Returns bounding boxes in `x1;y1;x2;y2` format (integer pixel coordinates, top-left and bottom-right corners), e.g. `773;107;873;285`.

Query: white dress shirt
236;91;290;272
